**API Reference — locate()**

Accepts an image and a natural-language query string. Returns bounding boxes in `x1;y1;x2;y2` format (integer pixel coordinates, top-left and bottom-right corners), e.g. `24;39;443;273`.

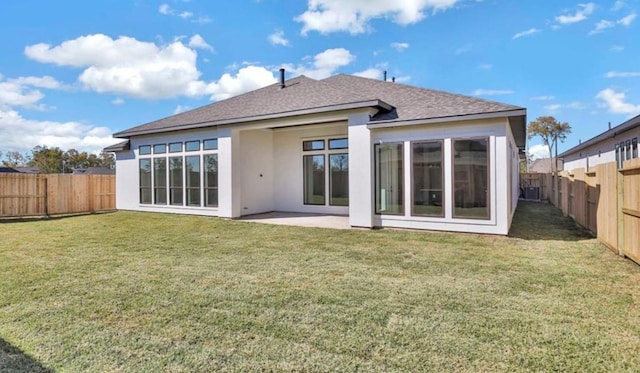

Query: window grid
138;139;218;208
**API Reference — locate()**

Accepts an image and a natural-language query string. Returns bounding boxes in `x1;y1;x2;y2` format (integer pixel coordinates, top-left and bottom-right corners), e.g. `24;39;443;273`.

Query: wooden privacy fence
0;174;115;217
520;172;552;201
523;159;640;265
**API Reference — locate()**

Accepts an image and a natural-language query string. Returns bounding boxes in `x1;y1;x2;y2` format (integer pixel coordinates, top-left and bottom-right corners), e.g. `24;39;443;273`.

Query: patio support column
348;112;375;228
218;128;242;218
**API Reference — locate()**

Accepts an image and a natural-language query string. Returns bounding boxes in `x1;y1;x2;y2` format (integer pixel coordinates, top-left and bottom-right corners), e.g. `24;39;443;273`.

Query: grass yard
1;202;640;372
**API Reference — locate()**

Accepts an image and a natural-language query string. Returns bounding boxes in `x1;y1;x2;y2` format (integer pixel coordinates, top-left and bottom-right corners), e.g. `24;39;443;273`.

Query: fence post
44;176;49;218
88;175;94;212
617;170;624;257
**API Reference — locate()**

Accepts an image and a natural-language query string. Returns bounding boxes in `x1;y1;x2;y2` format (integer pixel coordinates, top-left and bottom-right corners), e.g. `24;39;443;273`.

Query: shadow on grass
0;338;53;373
509;200;594;241
0;210;116;224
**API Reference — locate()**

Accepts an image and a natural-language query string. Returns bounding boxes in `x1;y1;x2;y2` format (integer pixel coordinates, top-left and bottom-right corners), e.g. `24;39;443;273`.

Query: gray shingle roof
322;75;523;123
114;74;524;138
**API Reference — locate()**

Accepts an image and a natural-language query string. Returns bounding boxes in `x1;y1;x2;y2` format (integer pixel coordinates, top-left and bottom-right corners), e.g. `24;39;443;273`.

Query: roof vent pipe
279;68;285;89
608;121;611;130
392;77;396;83
383;70;387;81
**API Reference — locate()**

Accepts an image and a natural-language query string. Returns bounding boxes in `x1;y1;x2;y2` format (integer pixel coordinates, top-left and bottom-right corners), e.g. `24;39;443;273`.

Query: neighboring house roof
73;167;115;175
112;74;525;141
559;114;640;157
0;167;20;173
13;166;40;174
104;140;130;152
529;158;563;173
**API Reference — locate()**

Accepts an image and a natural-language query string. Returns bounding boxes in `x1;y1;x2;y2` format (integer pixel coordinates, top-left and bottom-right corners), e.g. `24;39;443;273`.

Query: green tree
98;151;115;169
29;146;65;174
527;116;572;205
2;151;30;167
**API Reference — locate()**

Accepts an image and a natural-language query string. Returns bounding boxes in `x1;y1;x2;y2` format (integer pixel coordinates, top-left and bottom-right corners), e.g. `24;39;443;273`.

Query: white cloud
198;65;277;101
158;3;193;19
617;12;636;26
605;71;640;78
188;34;213;51
353;68;384;79
589;13;636;35
477;63;492;70
612;1;625;11
531;95;555;101
295;0;461;35
173;104;191;114
555;3;595;24
589;19;615;35
9;76;63;89
544;101;585;112
159;4;171;15
192;16;212;24
390;42;409;52
610;45;625;52
512;28;540;39
0;108;114;153
111;98;124;105
268;30;290;46
528;144;550;160
544;104;562;111
282;48;355;79
454;44;472;54
25;34;219;99
596;88;640;115
0;75;63;110
472;89;514;96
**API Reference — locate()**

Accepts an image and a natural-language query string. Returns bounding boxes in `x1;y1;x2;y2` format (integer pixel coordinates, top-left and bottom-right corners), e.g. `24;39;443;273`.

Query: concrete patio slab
238;212;350;229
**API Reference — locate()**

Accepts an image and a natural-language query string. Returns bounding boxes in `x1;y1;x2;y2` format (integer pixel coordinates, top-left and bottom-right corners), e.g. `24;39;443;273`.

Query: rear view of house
106;72;526;234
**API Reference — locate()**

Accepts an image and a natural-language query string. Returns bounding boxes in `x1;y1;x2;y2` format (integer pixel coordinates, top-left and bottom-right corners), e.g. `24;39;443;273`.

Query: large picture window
375;142;404;215
153;158;167;204
204;154;218;207
453;138;489;219
302;138;349;206
139;159;152;204
303;155;325;205
329;154;349;206
412;141;443;216
185;156;200;206
169;157;183;205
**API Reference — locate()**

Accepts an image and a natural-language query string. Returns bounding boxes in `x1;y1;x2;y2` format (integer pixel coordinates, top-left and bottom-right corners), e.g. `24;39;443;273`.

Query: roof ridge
119;75;318;135
324;74;523;110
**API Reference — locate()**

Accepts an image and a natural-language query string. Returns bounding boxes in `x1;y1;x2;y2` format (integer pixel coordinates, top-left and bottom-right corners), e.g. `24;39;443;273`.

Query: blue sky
0;0;638;157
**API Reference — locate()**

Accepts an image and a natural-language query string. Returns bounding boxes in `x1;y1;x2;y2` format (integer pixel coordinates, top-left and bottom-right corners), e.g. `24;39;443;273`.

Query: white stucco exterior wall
112;114;520;234
348;112;375;228
369;118;512;235
272;122;349;215
239;129;274;215
115;127;221;216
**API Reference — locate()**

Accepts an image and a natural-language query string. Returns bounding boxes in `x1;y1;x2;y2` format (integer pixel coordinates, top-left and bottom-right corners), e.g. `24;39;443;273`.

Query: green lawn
1;202;639;372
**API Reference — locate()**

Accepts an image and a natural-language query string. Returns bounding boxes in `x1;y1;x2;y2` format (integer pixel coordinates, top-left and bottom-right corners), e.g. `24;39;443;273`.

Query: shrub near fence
0;174;115;217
